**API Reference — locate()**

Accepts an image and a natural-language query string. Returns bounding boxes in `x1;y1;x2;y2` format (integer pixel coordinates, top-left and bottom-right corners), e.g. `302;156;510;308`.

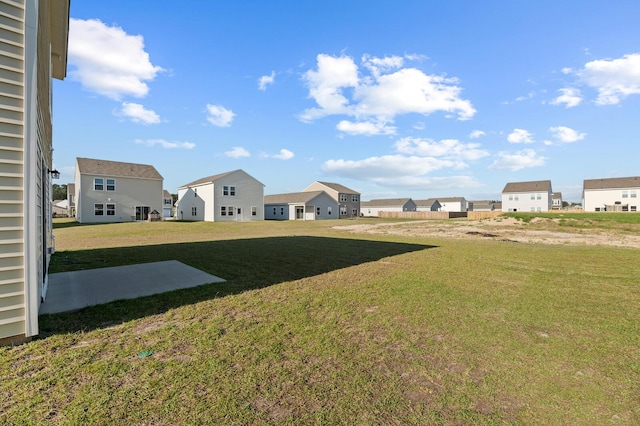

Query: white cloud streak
550;88;582;108
206;104;235;127
258;71;275;91
549;126;586;143
225;147;250;158
579;53;640;105
469;130;485;139
267;149;295;160
117;102;160;124
135;139;195;149
68;19;164;100
489;149;546;171
300;53;475;135
507;128;534;144
394;137;489;161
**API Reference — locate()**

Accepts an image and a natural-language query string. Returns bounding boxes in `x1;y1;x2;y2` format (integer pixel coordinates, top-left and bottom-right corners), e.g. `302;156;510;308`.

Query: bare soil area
334;217;640;249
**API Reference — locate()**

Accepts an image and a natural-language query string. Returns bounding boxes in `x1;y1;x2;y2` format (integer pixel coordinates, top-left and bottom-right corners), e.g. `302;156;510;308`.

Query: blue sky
53;1;640;202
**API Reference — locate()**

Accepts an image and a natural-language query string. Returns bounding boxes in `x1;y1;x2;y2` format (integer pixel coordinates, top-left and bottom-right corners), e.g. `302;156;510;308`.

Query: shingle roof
76;158;163;180
502;180;552;193
264;191;327;205
314;181;359;194
178;170;237;188
163;189;172;199
361;198;412;207
414;198;440;207
552;192;562;199
437;197;465;203
583;176;640;190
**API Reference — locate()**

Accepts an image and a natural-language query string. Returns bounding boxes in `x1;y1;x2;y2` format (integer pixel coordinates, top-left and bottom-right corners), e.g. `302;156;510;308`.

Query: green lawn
1;218;639;424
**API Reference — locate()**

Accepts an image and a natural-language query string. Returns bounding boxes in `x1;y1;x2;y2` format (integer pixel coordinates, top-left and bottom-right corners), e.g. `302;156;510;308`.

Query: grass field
1;217;639;424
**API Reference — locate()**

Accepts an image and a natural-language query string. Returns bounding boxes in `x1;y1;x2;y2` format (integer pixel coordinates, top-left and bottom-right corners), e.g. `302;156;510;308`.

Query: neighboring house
493;202;503;211
437;197;467;212
415;198;443;212
66;182;75;217
0;0;69;344
175;169;264;221
52;200;68;217
302;181;360;218
361;198;417;217
552;192;563;210
162;190;173;218
468;200;497;212
264;191;338;220
75;158;164;223
502;180;553;212
583;176;640;212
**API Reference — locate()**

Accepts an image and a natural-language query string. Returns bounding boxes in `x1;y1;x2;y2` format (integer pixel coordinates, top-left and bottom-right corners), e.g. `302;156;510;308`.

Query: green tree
52;184;67;200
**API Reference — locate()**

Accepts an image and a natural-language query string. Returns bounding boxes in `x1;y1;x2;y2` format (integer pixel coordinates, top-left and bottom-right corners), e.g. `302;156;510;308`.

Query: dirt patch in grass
334;217;640;248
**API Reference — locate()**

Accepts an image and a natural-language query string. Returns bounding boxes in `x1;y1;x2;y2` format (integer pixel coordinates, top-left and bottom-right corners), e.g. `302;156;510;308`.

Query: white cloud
322;155;461;179
135;139;195;149
550;88;582;108
225;147;250;158
336;120;397;136
300;53;475;131
469;130;485;139
394;137;489;161
206;104;235;127
258;71;275;91
116;102;160;124
266;149;295;160
507;128;534;144
578;53;640;105
68;19;164;100
549;126;586;143
489;149;546;171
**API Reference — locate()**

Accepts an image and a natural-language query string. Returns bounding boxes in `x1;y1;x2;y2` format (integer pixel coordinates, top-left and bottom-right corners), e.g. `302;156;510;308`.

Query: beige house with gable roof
502;180;553;212
0;0;69;343
583;176;640;212
302;181;360;218
74;158;164;223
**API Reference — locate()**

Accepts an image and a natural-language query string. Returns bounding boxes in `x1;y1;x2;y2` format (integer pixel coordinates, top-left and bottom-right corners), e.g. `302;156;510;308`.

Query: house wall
439;200;467;212
502;191;552;212
361;204;414;217
265;204;290;220
211;170;264;222
76;172;163;223
303;182;360;218
583;188;639;212
0;0;64;342
175;188;205;221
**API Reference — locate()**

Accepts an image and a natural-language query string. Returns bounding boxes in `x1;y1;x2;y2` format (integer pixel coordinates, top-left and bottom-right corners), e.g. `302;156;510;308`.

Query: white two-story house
75;158;164;223
502;180;553;212
583;176;640;212
175;169;264;221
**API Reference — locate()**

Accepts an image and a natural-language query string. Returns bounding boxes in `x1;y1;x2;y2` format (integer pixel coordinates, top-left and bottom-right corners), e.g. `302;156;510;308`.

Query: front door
296;207;304;220
135;206;150;221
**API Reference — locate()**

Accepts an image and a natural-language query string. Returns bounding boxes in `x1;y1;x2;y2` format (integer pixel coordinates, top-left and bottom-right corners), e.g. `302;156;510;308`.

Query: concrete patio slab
40;260;225;315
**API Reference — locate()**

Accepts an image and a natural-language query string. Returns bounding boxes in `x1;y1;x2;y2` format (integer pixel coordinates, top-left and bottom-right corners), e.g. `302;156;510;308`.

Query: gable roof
437;197;466;203
552;192;562;199
414;198;441;207
178;169;264;189
502;180;551;193
361;198;413;207
583;176;640;190
163;189;172;199
76;157;162;180
312;181;359;195
264;191;329;205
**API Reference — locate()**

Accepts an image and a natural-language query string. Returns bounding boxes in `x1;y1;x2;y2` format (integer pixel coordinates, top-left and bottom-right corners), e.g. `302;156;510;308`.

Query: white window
531;194;535;200
251;206;257;216
340;194;348;202
94;203;104;215
328;207;332;215
352;195;358;202
230;186;236;196
273;207;276;215
164;198;172;205
537;207;542;212
340;207;347;215
192;207;197;216
223;186;229;196
316;207;320;215
106;178;116;191
622;190;629;198
223;186;236;196
530;207;535;212
514;195;519;201
228;206;234;216
508;195;513;201
94;178;104;191
280;207;284;215
631;190;637;198
106;203;115;216
221;206;226;216
631;206;637;212
352;209;358;216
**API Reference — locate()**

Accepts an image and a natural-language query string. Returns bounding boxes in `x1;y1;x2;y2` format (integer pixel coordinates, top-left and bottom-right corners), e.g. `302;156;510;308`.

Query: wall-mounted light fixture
48;169;60;179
